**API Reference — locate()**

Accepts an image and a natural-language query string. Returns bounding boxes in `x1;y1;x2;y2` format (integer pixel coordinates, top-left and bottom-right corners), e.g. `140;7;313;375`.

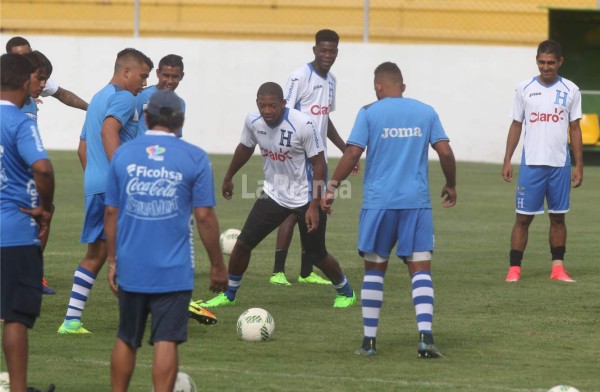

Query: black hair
257;82;283;100
374;61;403;83
315;29;339;44
6;36;30;53
25;50;53;78
537;40;562;59
146;111;184;131
115;48;154;72
1;53;34;90
159;54;184;71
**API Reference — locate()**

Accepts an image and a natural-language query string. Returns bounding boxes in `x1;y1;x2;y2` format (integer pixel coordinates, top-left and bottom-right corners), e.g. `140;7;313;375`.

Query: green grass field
4;151;600;391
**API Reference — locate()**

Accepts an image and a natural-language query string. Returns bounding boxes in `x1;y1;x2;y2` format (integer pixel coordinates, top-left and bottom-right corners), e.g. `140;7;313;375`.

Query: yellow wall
0;0;596;45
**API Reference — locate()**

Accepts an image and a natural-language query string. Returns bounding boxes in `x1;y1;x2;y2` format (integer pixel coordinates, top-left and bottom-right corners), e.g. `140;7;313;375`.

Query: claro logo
530;108;564;123
310;105;329;115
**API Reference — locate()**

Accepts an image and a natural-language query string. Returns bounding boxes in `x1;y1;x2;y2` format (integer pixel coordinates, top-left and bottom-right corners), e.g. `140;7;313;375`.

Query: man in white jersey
195;82;356;309
6;36;88;111
502;40;583;283
323;62;456;358
269;29;358;287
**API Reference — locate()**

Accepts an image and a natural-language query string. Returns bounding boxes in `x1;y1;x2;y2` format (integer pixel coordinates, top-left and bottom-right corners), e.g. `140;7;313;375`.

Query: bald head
374;62;405;99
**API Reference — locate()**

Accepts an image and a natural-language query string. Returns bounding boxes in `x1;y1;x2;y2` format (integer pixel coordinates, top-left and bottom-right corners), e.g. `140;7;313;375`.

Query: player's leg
58;194;108;334
296;207;355;307
547;166;573;281
270;214;296;286
111;339;137;392
506;165;545;282
2;321;28;391
202;195;291;307
152;342;178;392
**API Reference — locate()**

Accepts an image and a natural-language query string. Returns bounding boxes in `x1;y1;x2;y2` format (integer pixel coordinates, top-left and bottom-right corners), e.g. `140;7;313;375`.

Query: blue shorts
80;193;106;243
117;290;192;348
516;165;570;215
357;209;434;259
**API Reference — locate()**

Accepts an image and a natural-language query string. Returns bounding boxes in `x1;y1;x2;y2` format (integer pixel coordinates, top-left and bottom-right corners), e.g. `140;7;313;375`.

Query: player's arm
432;140;457;207
502;120;522;182
101;116;122;161
52;86;88;111
321;144;364;213
222;143;254;199
77;138;87;170
304;151;326;233
104;205;119;295
194;207;228;293
326;119;360;175
568;119;583;188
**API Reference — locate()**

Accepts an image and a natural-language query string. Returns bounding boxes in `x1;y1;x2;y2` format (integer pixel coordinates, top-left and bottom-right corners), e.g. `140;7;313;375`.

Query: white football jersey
511;76;582;167
240;108;324;208
284;63;336;157
41;78;59;97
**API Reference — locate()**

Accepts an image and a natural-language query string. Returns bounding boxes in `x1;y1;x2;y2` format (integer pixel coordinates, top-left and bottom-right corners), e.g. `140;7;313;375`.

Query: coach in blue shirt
105;90;227;392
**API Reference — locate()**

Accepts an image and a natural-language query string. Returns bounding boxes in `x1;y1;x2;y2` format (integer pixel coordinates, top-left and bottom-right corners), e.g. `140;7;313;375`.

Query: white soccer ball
0;372;9;392
220;228;241;255
152;372;197;392
236;307;275;341
547;386;579;392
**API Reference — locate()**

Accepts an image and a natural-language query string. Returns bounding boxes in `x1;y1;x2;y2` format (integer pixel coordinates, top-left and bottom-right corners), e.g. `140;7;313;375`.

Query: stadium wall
0;34;538;164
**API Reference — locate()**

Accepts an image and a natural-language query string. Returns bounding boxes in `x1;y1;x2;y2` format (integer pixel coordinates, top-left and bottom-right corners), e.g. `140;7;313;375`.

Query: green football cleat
417;342;446;358
333;291;356;308
200;292;237;308
57;319;91;335
298;272;331;285
269;272;292;286
355;347;377;357
188;301;218;325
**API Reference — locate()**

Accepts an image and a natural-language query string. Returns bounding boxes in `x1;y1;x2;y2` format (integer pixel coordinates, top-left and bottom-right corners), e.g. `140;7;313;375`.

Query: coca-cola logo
126;177;178;197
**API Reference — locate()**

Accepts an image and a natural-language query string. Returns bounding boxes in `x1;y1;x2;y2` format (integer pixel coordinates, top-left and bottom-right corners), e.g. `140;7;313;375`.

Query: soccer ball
0;372;9;392
547;386;579;392
236;307;275;341
220;228;240;255
152;372;197;392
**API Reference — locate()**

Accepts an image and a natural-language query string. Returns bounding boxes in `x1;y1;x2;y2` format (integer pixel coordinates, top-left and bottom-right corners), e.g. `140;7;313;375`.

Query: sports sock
361;270;384;339
224;274;242;301
65;266;96;322
299;249;313;278
411;271;434;334
273;249;288;274
333;275;353;297
509;249;523;267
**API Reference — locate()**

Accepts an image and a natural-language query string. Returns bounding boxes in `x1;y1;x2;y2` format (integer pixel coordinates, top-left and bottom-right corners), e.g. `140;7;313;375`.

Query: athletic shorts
237;194;328;264
516;165;571;215
80;193;106;243
357;209;434;259
117;290;192;348
0;246;44;328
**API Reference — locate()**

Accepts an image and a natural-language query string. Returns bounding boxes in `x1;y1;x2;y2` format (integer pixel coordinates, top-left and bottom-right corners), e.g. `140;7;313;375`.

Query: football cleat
550;266;575;282
333;291;356;308
200;292;237;308
269;272;292;286
57;319;91;335
188;301;217;325
298;272;331;285
505;266;521;282
355;337;377;356
417;333;445;359
42;277;56;295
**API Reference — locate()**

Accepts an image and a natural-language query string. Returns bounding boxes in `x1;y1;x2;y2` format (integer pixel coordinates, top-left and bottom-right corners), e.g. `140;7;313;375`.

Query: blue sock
224;274;242;300
65;266;96;322
362;270;385;339
334;275;353;297
412;271;434;334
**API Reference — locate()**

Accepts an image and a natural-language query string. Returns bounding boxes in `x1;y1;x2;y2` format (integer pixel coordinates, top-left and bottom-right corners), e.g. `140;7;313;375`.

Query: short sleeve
41;78;59;97
511;86;525;122
347;108;369;149
300;120;323;158
429;111;449;145
239;114;258;148
16;119;49;166
192;153;216;208
569;88;582;122
107;91;136;125
104;156;120;207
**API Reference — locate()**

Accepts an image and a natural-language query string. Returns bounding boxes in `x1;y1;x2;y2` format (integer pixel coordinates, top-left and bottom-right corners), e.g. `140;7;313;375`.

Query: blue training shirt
347;97;449;209
136;85;186;138
21;98;38;123
81;84;139;196
0;101;50;247
105;131;216;293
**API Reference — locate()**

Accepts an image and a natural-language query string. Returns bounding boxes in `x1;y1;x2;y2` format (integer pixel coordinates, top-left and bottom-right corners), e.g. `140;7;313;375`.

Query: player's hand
209;263;228;293
351;161;360;176
305;203;320;233
571;167;583;188
222;178;234;200
502;161;513;182
440;185;456;208
107;263;119;297
20;206;53;243
35;98;44;105
320;190;335;214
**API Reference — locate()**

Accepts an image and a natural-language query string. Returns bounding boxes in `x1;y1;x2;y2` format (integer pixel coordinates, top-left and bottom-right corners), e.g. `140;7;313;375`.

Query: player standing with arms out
136;54;186;138
1;53;56;392
6;36;88;111
503;40;583;283
196;82;356;309
105;90;227;392
269;29;358;287
323;62;456;357
57;48;153;335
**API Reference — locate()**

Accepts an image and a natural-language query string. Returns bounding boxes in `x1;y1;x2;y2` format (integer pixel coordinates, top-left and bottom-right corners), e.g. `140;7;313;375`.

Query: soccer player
6;36;88;111
57;48;153;335
1;53;56;392
136;54;185;137
105;90;227;392
197;82;356;308
502;40;583;283
323;62;457;358
21;51;52;123
269;29;358;287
